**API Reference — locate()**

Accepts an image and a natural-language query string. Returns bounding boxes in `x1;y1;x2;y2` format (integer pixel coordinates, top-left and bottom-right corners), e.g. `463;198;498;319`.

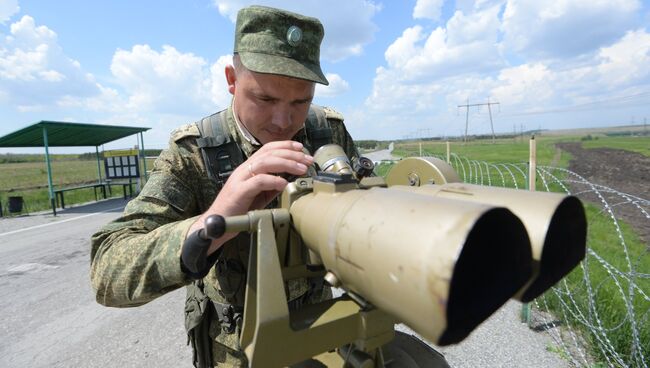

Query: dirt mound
556;142;650;245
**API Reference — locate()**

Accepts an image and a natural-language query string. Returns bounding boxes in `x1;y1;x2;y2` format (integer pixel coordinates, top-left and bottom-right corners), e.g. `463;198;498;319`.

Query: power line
458;98;501;143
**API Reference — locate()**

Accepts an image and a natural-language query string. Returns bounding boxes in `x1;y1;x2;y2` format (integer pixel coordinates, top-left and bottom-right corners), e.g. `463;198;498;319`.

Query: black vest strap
195;110;244;188
195;106;333;188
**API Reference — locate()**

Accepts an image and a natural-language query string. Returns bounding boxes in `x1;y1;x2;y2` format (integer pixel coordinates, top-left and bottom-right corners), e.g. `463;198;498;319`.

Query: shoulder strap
196;105;338;185
195;110;244;188
306;105;334;153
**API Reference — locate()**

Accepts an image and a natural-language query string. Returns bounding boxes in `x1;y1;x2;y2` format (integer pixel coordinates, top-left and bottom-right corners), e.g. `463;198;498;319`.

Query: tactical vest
195;105;335;188
185;105;337;368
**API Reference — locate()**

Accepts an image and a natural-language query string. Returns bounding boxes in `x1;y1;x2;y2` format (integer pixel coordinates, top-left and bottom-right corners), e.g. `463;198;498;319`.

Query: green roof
0;121;150;147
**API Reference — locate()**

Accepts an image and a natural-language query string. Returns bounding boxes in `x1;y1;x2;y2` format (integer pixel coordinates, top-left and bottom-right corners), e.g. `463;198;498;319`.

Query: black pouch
185;280;213;368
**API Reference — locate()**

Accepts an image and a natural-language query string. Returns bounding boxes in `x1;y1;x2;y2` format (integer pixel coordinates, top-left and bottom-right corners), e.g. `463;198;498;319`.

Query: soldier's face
226;64;315;145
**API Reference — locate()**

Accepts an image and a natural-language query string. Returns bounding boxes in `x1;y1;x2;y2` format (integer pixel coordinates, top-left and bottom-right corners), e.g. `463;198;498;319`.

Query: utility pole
486;97;496;143
644;117;647;136
458;98;501;143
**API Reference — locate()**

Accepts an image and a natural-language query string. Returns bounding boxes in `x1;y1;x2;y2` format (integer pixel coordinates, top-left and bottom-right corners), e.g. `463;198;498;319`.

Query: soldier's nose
271;110;292;130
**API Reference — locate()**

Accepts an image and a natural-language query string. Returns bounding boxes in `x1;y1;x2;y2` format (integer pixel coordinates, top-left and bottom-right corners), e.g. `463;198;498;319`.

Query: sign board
104;149;140;179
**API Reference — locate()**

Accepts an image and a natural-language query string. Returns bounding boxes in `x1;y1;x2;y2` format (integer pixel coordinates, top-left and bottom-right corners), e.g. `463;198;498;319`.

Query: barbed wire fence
421;152;650;368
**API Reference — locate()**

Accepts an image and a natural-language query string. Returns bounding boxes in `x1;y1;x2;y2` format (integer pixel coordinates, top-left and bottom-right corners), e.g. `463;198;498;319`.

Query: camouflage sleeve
90;129;203;308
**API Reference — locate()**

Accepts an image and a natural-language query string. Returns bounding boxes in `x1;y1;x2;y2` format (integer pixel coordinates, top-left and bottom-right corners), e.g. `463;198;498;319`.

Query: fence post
529;135;536;191
521;135;537;324
446;141;450;163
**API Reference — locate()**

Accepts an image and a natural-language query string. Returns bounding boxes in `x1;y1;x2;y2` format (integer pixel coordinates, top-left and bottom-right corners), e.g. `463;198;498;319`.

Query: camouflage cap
234;5;329;85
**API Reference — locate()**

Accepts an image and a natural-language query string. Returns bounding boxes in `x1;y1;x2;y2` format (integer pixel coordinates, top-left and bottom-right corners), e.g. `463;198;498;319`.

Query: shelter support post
95;146;103;184
42;127;56;216
139;132;148;182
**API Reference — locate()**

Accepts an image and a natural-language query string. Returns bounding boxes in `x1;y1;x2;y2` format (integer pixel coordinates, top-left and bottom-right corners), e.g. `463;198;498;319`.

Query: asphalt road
362;144;396;163
0;197;569;367
0;199;191;368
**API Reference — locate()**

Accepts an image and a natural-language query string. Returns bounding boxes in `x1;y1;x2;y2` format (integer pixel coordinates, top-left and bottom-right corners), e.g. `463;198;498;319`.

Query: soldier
90;5;358;368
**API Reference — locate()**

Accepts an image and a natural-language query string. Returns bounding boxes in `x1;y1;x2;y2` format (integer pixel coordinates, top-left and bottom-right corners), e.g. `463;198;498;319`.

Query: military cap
234;5;329;85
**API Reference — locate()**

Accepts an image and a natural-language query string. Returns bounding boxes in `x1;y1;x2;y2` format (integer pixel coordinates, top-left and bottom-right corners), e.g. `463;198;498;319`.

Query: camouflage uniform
91;6;356;366
90;102;358;366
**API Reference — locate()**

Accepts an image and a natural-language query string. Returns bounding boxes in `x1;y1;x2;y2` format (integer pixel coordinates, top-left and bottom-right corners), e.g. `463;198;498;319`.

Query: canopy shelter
0;121;150;216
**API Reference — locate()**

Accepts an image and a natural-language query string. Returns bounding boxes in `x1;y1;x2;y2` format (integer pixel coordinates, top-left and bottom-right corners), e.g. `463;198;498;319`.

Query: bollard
8;196;24;213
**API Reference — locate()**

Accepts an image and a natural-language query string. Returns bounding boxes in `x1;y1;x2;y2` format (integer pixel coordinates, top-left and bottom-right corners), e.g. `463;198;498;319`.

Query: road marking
0;206;125;237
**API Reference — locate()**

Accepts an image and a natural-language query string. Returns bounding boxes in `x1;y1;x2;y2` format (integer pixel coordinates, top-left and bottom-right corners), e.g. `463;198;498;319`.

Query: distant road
361;142;397;163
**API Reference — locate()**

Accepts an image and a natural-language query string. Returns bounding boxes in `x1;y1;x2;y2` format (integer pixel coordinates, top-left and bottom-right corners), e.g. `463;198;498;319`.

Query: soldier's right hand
186;140;313;255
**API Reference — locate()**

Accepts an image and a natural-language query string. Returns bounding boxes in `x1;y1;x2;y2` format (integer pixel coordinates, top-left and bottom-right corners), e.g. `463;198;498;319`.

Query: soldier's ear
225;64;237;95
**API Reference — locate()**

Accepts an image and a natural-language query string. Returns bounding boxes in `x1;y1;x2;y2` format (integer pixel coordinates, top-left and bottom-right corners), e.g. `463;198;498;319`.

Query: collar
231;98;262;147
226;99;309;157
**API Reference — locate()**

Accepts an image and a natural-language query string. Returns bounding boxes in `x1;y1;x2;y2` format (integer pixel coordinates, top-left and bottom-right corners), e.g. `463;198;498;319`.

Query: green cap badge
234;6;329;85
287;26;302;47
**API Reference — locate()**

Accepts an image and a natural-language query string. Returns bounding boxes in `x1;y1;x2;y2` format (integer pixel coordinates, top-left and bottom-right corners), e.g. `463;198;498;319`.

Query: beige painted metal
314;144;353;175
384;157;460;186
238;210;397;367
386;155;587;302
206;145;585;366
387;157;586;301
290;184;532;345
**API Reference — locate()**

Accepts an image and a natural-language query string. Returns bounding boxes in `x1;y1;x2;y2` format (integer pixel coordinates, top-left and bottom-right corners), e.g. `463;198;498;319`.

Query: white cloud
413;0;445;21
501;0;641;58
0;0;19;24
110;44;218;114
315;73;349;98
355;2;650;140
0;13;236;134
0;15;99;108
490;63;554;105
212;0;381;62
384;5;503;81
597;29;650;86
210;54;234;107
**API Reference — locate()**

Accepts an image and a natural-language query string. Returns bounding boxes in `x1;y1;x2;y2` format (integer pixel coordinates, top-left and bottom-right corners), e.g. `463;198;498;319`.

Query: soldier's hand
186;141;313;255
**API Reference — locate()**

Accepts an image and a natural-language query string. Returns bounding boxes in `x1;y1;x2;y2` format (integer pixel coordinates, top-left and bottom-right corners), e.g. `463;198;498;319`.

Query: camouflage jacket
90;103;358;308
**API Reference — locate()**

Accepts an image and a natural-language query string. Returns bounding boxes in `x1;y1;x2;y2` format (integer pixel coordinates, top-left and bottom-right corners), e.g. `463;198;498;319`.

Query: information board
104;149;140;179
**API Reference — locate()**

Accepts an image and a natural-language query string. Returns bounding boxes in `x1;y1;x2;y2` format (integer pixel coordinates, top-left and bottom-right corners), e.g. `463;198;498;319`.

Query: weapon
183;145;587;367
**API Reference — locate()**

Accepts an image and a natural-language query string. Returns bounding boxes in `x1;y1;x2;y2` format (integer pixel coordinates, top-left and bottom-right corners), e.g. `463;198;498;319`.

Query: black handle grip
203;214;226;239
181;215;226;277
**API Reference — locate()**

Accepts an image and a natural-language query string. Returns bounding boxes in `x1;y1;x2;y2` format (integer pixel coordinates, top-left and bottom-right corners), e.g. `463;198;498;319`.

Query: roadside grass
542;203;649;366
0;158;155;214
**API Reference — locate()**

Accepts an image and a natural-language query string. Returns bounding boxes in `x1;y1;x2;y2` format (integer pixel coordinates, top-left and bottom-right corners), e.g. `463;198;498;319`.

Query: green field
393;136;571;167
0;157;156;214
581;136;650;157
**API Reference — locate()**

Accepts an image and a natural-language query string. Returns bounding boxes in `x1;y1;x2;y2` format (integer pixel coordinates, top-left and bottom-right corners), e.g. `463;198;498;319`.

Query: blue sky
1;0;649;153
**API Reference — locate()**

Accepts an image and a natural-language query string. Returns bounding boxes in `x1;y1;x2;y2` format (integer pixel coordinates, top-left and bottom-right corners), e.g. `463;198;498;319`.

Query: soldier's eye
258;96;276;103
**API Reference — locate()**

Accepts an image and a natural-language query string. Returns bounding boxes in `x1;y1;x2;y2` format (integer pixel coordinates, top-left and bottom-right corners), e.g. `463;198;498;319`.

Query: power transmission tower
458;98;501;143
